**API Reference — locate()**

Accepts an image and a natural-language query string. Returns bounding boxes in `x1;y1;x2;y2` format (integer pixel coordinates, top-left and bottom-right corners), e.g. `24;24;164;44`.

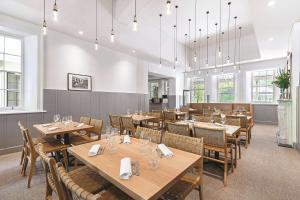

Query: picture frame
67;73;92;91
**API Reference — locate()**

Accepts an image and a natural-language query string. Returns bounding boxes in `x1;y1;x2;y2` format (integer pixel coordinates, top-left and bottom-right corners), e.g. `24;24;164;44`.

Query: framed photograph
67;73;92;91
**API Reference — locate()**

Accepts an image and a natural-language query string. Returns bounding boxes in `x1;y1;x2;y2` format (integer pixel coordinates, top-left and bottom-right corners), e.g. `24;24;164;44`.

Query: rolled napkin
42;123;52;127
214;123;226;127
120;157;132;180
123;135;131;144
88;144;101;157
77;123;84;128
158;144;174;157
48;127;59;131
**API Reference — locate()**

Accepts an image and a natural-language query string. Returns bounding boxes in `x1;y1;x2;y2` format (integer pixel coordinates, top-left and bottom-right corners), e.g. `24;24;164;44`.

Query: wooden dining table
33;121;93;145
68;136;201;200
174;111;187;120
129;114;159;126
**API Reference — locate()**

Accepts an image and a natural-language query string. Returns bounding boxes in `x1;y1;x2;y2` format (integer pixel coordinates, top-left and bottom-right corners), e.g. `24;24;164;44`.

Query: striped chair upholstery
166;123;191;137
120;116;136;135
109;114;121;129
193;115;211;123
135;126;162;144
80;116;91;125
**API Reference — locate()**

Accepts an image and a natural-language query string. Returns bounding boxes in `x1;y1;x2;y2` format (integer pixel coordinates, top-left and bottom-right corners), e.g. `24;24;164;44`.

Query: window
252;70;274;102
0;34;22;108
191;78;205;103
217;73;235;102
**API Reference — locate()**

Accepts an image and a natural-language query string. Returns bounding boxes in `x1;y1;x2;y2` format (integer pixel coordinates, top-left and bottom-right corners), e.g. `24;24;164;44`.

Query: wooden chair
36;143;112;200
161;132;204;200
163;111;177;128
193;126;233;186
72;116;91;136
109;114;121;131
166;122;191;137
120;116;136;135
19;126;69;188
145;111;162;129
215;117;241;166
71;119;103;146
135;126;162;144
56;162;133;200
227;115;250;148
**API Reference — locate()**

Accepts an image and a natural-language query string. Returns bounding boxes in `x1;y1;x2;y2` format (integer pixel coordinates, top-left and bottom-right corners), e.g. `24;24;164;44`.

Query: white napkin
48;127;59;131
42;123;51;127
214;123;226;127
123;135;131;144
158;144;174;157
120;157;132;180
88;144;101;157
77;123;84;127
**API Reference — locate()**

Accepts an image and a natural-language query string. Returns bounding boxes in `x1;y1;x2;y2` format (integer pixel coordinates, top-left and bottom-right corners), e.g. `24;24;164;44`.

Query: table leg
64;133;70;145
215;152;219;159
235;140;237;168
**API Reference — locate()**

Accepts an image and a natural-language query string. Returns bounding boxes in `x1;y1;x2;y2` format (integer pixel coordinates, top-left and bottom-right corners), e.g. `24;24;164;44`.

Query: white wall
185;57;285;103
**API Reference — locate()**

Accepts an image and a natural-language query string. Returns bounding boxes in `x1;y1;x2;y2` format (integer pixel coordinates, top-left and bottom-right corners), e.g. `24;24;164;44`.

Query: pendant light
159;14;162;68
206;11;209;67
166;1;171;15
53;0;58;21
188;18;191;70
185;33;187;72
94;0;99;50
233;16;237;69
193;0;198;63
42;0;47;35
133;0;138;31
238;26;242;73
226;2;231;64
175;5;178;64
218;0;222;57
110;0;115;43
198;28;202;74
214;23;218;72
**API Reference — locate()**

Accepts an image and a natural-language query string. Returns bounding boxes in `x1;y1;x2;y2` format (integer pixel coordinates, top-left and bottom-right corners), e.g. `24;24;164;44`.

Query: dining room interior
0;0;300;200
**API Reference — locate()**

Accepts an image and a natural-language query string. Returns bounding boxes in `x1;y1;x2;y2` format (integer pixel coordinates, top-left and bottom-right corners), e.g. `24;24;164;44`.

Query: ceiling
0;0;299;69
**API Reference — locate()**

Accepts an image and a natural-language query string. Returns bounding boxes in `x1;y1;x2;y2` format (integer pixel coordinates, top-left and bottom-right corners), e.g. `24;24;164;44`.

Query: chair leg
231;148;234;173
62;150;68;171
238;141;241;159
21;156;28;176
27;158;36;188
224;157;228;186
198;185;203;200
20;149;25;166
234;141;237;168
46;180;53;200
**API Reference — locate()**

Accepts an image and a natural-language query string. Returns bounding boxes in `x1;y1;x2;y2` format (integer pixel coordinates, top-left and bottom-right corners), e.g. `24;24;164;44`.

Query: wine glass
210;114;214;124
221;114;226;125
127;109;130;115
148;148;160;170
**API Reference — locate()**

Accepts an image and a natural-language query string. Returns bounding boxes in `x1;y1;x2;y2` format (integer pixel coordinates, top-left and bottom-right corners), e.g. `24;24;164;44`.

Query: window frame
217;73;235;103
0;31;24;109
251;69;275;103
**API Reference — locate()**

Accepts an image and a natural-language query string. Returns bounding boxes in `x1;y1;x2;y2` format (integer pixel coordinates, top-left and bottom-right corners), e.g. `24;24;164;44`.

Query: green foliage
272;69;290;89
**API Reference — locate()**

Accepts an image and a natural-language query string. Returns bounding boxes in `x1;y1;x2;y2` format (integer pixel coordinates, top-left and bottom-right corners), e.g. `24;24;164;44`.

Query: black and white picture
67;73;92;91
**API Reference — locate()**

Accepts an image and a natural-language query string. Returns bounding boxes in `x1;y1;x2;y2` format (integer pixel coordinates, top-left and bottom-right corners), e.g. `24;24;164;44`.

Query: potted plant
272;69;290;99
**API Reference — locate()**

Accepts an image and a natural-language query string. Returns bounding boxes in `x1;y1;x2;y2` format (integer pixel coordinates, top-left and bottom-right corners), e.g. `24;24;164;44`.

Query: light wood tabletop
33;122;93;137
68;137;201;200
130;114;158;123
176;121;240;137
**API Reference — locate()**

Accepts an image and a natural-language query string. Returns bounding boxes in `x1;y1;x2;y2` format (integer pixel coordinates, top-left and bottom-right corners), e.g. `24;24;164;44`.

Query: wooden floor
1;124;300;200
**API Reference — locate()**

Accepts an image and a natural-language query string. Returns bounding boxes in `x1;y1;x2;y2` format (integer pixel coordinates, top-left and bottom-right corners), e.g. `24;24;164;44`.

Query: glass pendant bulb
175;58;178;65
193;55;197;62
94;39;99;51
198;70;201;74
206;62;209;67
110;32;115;43
226;57;230;64
166;1;171;15
214;68;217;72
218;51;222;57
133;17;138;32
173;66;176;72
233;65;237;70
206;71;209;76
42;20;47;35
159;62;162;68
53;2;58;21
238;68;241;73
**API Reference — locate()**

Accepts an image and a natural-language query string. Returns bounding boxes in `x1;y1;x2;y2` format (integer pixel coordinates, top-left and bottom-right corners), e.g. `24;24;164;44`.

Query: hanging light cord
194;0;197;58
134;0;137;18
199;28;201;70
111;0;114;32
175;6;178;62
215;23;218;68
185;33;187;71
227;2;231;61
222;32;224;72
96;0;98;40
188;19;191;67
238;27;242;70
234;16;237;64
43;0;46;22
219;0;222;53
159;14;162;65
206;11;209;65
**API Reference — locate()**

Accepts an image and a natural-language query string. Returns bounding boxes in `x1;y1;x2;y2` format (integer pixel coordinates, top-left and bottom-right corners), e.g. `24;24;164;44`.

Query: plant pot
280;88;286;99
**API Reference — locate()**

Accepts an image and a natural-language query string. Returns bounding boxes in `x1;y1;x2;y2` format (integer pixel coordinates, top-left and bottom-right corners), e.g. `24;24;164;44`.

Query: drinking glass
147;148;160;170
220;114;226;125
210;114;214;124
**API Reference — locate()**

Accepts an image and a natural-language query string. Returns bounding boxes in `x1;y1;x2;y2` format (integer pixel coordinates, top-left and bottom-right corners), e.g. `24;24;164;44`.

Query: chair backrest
167;108;176;112
36;144;68;200
224;118;241;126
120;116;135;132
193;126;226;147
162;132;204;156
227;115;247;128
194;115;211;123
89;119;103;140
166;123;190;137
203;109;214;116
56;163;102;200
21;127;36;159
135;126;162;144
180;106;189;113
163;111;176;121
80;116;91;125
109;114;121;129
